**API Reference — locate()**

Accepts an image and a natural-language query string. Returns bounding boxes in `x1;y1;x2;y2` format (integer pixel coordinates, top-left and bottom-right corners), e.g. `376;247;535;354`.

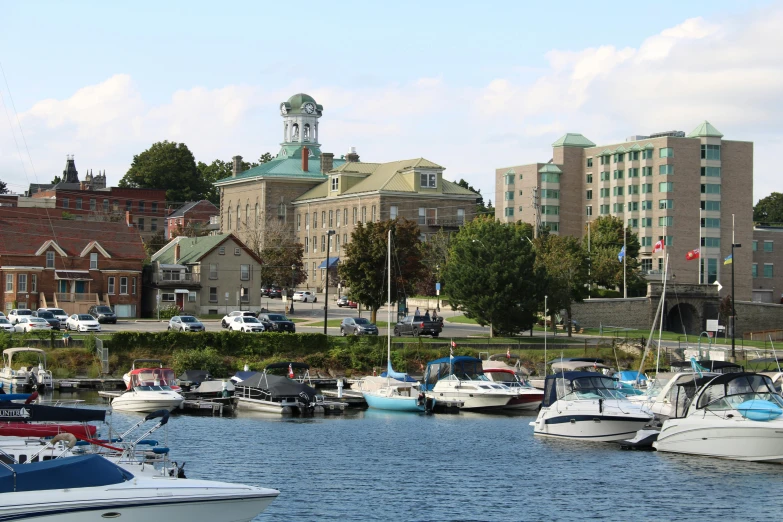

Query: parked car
88;305;117;324
260;285;273;297
293;291;317;303
32;310;61;330
66;314;101;332
221;311;258;328
0;312;6;318
340;317;378;336
228;316;265;333
8;309;33;325
258;313;296;333
168;316;205;332
393;315;443;338
15;317;52;333
38;308;68;323
0;318;14;333
336;296;357;308
267;286;283;299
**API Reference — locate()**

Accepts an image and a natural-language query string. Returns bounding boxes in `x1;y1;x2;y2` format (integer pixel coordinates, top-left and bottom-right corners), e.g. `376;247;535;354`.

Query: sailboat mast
387;228;392;385
655;253;669;375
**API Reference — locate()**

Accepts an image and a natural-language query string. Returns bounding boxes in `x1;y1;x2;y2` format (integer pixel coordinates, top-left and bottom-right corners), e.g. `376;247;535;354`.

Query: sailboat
361;229;425;412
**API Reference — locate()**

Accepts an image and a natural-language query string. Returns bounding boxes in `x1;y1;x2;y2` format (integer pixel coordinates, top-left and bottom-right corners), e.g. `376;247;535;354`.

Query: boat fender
51;432;77;449
599;398;603;414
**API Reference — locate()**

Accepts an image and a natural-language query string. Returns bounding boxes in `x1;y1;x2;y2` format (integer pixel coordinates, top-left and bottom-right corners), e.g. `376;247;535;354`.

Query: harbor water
72;391;783;521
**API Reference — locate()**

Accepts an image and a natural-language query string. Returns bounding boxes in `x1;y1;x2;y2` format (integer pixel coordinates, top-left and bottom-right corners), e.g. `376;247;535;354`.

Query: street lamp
324;230;335;335
289;264;296;315
730;213;741;361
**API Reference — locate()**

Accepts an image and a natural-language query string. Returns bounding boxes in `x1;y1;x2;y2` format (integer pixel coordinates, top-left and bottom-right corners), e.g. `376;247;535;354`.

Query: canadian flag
288;364;294;378
653;238;665;253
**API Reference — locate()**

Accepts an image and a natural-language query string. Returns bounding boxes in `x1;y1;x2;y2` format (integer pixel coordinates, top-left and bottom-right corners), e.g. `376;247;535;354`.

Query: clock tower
278;93;323;159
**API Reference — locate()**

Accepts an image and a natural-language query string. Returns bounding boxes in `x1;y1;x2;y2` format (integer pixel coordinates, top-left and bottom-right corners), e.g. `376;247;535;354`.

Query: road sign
435;282;441;292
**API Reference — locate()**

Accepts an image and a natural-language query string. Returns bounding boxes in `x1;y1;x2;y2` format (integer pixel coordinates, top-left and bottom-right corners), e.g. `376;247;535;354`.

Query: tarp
178;370;211;383
317;257;339;269
0;454;133;493
265;362;310;372
0;401;106;422
236;373;317;403
615;371;648;382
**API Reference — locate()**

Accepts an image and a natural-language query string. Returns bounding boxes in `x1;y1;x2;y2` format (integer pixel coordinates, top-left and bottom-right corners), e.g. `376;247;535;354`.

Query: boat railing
236;386;272;401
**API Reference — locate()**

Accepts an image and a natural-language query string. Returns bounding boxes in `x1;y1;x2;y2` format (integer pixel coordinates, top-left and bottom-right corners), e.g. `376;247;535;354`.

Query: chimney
346;146;360;162
174;242;181;264
232;155;243;177
321;152;334;174
302;147;309;172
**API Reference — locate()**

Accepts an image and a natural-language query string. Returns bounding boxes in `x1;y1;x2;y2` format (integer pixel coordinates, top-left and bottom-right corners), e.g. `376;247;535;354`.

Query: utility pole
731;214;741;361
531;188;541;239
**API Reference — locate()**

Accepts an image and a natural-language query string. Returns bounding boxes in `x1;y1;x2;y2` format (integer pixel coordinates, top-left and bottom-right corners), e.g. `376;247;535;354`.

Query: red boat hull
0;422;97;438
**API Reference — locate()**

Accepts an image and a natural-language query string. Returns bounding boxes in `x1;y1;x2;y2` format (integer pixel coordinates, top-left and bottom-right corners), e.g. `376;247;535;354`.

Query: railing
152;272;200;284
55;293;97;303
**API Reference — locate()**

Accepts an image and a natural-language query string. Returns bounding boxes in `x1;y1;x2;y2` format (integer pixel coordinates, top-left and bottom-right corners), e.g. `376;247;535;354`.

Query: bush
156;305;181;320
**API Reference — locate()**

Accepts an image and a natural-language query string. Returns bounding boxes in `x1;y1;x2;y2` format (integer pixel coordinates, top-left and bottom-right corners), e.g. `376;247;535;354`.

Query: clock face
303;102;315;114
280;104;288;115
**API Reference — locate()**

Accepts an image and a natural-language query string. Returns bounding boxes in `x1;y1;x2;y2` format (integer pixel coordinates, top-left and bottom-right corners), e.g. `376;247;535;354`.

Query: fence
744;329;783;341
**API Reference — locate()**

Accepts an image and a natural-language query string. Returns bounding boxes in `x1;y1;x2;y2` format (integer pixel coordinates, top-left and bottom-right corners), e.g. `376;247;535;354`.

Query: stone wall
571;298;652;330
734;301;783;337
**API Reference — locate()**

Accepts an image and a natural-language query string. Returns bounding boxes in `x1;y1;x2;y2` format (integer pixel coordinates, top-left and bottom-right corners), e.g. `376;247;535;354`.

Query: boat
0;348;53;391
669;360;743;374
112;360;184;413
626;371;719;421
0;453;279;521
422;356;519;411
235;363;345;414
653;372;783;462
177;370;238;412
361;228;425;412
530;371;654;441
482;367;543;411
529;358;607;390
0;399;102;439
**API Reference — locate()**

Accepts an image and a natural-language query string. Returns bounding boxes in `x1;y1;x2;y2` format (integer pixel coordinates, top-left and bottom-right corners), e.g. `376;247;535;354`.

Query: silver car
340;317;379;336
168;315;205;332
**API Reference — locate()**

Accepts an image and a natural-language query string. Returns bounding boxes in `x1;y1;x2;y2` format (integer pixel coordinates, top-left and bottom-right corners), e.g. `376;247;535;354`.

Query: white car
66;314;102;332
221;311;258;328
15;317;52;333
228;316;265;333
0;318;15;333
39;308;68;323
7;309;33;325
292;291;317;303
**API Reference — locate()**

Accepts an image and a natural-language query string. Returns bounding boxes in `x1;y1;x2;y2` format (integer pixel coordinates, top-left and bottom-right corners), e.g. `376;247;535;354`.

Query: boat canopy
0;454;133;493
422;356;486;392
178;370;211;383
615;370;648;382
236;373;317;402
670;360;743;373
128;367;176;389
548;357;604;365
542;371;620;407
694;372;781;410
746;358;783;371
0;401;106;422
232;370;257;382
551;361;611;372
265;362;310;372
2;348;46;357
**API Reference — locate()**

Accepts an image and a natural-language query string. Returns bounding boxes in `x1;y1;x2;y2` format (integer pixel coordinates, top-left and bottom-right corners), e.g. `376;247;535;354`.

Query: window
89;198;96;211
352;207;357;225
641;237;652;247
113;200;119;211
457;208;465;225
586;190;593;200
629;151;639;161
701;237;721;248
701;184;721;194
313;236;317;252
641;258;653;271
390;206;398;220
420;172;437;188
600;172;610;181
586;158;593;167
151;218;158;231
627;185;639;195
138;218;145;231
504;174;515;185
30;274;37;293
90;252;98;269
613;203;624;213
706;258;717;284
62;198;69;209
701;144;721;160
540;189;559;199
504;207;514;217
343;233;347;246
541;173;560;183
752;264;758;278
600;155;609;165
543;222;559;232
613;170;624;180
586;205;593;216
519;190;524;196
108;277;115;294
331;177;339;191
297;214;301;231
126;200;132;211
103;199;109;212
642;167;652;177
628;168;639;178
152;202;158;213
753;240;758;251
218;246;225;255
209;264;218;280
343;209;348;226
613;153;624;163
659;182;674;193
5;274;11;292
612;186;624;196
641;200;653;210
304;237;309;253
541;205;559;215
659;235;674;247
46;251;55;268
600;205;610;215
209;287;217;303
627;218;638;228
17;274;27;293
764;264;774;278
329;210;334;227
76;199;83;210
313;212;317;228
139;201;145;212
234;247;240;256
659;216;673;227
642;149;654;160
701;167;721;177
642;183;653;194
227;208;232;231
504;191;514;200
701;201;721;211
132;277;136;295
599;188;610;198
321;212;326;228
659;199;673;210
586;174;593;183
659;165;674;175
418;208;426;225
660;147;673;158
336;209;341;227
765;240;774;253
701;218;721;228
361;207;366;222
240;264;250;281
335;234;340;252
641;218;652;227
120;277;128;295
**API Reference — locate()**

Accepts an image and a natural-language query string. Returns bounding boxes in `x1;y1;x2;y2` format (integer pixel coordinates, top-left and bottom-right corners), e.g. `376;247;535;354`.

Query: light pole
289;264;296;315
731;214;741;361
324;230;335;335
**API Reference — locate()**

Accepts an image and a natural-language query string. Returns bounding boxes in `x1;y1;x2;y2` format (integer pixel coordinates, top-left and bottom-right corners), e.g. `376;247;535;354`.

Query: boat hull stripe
544;415;651;425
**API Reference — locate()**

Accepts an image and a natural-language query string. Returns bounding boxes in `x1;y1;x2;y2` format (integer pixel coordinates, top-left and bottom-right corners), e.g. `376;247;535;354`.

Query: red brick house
165;200;219;239
0;210;146;317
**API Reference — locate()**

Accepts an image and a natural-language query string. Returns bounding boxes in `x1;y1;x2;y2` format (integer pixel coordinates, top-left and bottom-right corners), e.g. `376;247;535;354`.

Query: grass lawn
446;315;478;325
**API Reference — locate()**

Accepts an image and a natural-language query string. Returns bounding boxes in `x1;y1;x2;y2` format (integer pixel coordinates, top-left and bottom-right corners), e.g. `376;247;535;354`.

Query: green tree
254;219;307;290
584;216;643;295
50;175;62;185
456;178;492;216
143;230;168;262
119;141;207;202
415;229;451;296
753;192;783;223
444;216;543;336
534;234;588;336
0;179;7;194
338;219;424;323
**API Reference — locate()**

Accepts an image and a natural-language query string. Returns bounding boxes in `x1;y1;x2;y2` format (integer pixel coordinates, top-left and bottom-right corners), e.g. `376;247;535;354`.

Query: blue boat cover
616;371;647;382
0;454;134;493
422;357;484;392
736;399;783;421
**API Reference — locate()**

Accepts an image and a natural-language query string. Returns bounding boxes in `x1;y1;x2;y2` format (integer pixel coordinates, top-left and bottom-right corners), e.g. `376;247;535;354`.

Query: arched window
236;205;240;231
227;207;232;231
255;203;259;225
245;204;250;227
304;237;309;253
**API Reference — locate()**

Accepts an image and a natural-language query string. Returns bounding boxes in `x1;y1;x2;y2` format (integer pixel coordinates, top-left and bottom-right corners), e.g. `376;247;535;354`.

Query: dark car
393;315;442;338
340;317;378;336
87;305;117;324
336;296;358;308
260;285;272;297
257;313;296;333
32;310;60;330
267;286;283;299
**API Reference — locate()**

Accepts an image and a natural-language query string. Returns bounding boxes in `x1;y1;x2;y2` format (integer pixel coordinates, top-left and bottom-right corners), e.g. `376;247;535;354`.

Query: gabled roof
152;234;262;265
614;145;627;153
629;143;642;151
80;241;111;259
687;121;724;138
166;200;219;219
35;240;67;257
538;164;563;174
551;133;596;148
600;149;613;155
644;143;655;149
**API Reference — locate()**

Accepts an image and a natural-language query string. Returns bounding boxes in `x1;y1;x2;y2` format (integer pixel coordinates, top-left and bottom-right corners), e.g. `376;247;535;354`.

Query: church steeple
62;155;79;183
278;93;323;159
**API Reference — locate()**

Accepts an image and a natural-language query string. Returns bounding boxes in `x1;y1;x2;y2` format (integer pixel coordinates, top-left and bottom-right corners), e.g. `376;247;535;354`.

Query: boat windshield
131;368;176;388
697;374;783;410
556;376;626;401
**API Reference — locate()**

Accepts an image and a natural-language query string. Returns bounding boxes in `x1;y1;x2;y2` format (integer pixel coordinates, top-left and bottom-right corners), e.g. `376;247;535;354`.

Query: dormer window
90;252;98;270
420;173;436;189
331;177;339;192
46;251;55;268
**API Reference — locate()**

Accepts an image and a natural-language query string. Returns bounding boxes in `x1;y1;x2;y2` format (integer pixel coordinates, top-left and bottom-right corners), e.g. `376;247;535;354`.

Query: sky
0;0;780;204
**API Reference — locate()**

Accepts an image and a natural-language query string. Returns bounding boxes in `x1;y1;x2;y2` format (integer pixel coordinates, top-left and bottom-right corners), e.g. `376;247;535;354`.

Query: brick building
165;200;219;239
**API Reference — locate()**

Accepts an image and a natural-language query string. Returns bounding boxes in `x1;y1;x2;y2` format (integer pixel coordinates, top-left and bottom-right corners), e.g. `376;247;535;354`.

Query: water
66;392;783;521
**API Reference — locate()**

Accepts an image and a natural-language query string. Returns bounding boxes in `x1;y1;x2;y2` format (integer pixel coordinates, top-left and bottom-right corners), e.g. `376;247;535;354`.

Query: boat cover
542;371;618;408
423;356;485;392
0;454;134;493
232;371;258;383
616;371;648;383
236;373;317;402
265;362;310;372
178;370;211;383
0;401;106;422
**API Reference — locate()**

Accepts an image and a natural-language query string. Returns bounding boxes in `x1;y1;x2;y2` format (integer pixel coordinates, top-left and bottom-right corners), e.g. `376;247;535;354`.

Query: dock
55;378;126;390
320;389;367;408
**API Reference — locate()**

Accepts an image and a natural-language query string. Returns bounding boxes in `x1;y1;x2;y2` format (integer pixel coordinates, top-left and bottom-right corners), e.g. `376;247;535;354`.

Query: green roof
538;164;562;174
280;93;323;115
687;121;724;138
153;234;231;265
552;133;596;148
629;143;642;151
600;149;613;156
644;143;654;149
214;154;346;185
615;145;627;153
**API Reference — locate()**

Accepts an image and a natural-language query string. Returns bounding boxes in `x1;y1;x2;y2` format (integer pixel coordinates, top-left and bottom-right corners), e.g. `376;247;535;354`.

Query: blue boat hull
362;392;424;412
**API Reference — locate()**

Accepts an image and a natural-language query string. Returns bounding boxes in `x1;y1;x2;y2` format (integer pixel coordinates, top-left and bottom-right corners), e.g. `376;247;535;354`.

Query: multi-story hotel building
495;122;754;300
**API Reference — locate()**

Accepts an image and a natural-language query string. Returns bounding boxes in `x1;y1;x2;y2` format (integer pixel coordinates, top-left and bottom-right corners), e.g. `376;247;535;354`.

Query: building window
660;147;674;158
17;274;27;293
240;264;250;281
764;264;774;278
541;173;560;183
188;291;195;302
371;206;376;222
600;155;609;165
304;237;309;253
629;151;639;161
701;218;721;228
336;209;341;227
352;207;357;225
586;190;593;200
138;218;145;231
641;258;653;271
335;234;340;252
454;208;465;225
139;201;145;212
586;158;593;167
313;236;317;253
752;263;758;278
701;167;721;177
612;186;624;197
599;188;609;198
119;277;128;294
124;200;131;211
108;277;115;294
659;182;674;193
76;199;83;210
701;144;721;160
659;199;673;210
312;212;318;229
542;205;559;215
659;165;674;175
702;237;721;248
642;149;654;160
586;174;593;184
504;207;514;217
540;189;559;199
227;208;232;231
641;237;652;247
297;214;301;231
113;200;119;211
504;174;514;185
331;177;339;191
343;208;348;226
209;287;217;302
613;153;624;163
659;235;674;247
234;247;240;256
361;207;366;222
321;211;326;228
628;168;639;178
151;202;158;213
218;246;225;255
90;198;96;211
701;184;721;194
151;218;158;231
627;185;639;195
5;274;11;292
600;172;610;181
627;219;638;228
641;184;653;194
765;240;774;252
31;274;37;293
103;199;109;212
419;173;437;188
209;264;218;280
329;210;335;227
642;167;652;177
659;216;673;227
613;203;624;213
753;240;758;251
613;170;623;180
600;205;609;215
641;218;652;227
46;251;55;268
706;258;717;284
701;201;721;211
390;206;398;220
321;235;326;252
62;198;69;209
586;205;593;216
504;191;514;201
641;200;653;210
132;277;136;295
417;207;426;225
90;252;98;269
628;202;638;211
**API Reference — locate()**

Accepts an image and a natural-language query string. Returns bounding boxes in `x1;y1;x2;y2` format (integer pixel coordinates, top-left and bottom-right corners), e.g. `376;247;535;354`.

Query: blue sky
0;0;779;203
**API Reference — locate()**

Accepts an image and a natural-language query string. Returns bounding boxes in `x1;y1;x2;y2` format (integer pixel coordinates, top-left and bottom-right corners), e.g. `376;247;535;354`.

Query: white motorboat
422;356;518;411
626;371;719;421
531;371;653;441
0;347;53;391
653;372;783;462
482;366;543;411
0;454;279;521
112;362;184;413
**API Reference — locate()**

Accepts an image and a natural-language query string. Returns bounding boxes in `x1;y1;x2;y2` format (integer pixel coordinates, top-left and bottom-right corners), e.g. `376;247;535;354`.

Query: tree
253;218;307;290
119;141;208;202
534;234;588;336
169;221;210;239
50;175;61;185
584;216;643;295
415;229;451;296
457;178;492;216
754;192;783;223
0;179;7;194
143;230;168;260
338;219;424;323
443;216;544;336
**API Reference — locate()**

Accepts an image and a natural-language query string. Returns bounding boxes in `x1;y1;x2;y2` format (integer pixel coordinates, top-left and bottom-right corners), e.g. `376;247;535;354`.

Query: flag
653;239;665;253
506;347;510;359
685;249;700;261
689;357;707;378
724;254;733;265
450;340;456;360
288;364;294;378
593;360;597;369
617;246;625;262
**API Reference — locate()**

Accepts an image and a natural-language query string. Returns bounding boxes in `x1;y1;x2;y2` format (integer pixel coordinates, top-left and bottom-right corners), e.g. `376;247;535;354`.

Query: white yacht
422;356;518;411
482;366;543;411
112;363;184;413
627;371;719;421
653;372;783;462
0;348;53;390
531;371;653;441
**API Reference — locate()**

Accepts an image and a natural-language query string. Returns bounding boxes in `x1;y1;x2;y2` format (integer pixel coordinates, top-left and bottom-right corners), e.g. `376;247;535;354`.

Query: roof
214;155;346;185
538;164;562;174
687;121;723;138
167;201;199;218
552;133;596;148
152;233;263;265
280;93;323;115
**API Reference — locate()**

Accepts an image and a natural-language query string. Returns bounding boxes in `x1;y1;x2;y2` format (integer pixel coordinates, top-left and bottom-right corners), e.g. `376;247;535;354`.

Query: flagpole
623;225;627;298
731;214;736;360
698;208;703;284
662;225;667;284
587;221;591;299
